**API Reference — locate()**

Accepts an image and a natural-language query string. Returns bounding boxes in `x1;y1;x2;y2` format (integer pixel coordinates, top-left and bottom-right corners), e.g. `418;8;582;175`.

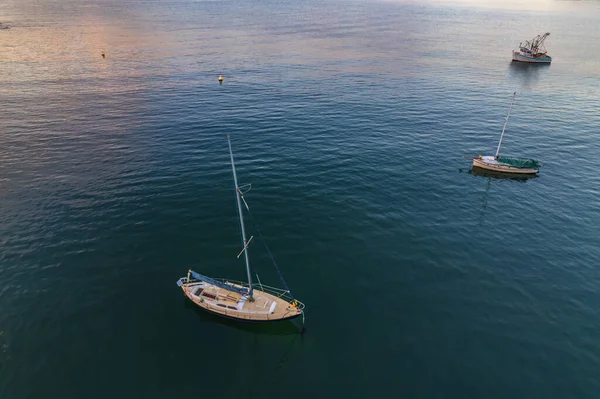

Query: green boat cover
497;156;540;169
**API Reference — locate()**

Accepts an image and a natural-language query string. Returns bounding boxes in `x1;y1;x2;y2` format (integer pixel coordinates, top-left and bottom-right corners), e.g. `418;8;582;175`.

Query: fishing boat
512;33;552;63
471;92;540;175
177;137;304;324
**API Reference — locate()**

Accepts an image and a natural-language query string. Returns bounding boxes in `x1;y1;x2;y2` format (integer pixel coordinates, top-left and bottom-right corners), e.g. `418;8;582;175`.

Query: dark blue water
1;0;600;397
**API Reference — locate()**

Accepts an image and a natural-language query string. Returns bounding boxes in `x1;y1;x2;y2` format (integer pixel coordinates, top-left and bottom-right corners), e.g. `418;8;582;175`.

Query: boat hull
472;158;538;175
178;278;304;323
186;301;303;323
512;50;552;63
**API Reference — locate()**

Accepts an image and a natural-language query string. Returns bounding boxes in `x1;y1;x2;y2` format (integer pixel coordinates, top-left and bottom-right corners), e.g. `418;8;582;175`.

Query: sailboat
177;137;305;324
471;92;540;175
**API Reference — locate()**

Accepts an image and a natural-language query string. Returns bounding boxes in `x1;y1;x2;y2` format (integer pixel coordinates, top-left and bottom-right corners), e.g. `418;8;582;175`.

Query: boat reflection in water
470;170;531;226
508;61;550;89
470;166;536;180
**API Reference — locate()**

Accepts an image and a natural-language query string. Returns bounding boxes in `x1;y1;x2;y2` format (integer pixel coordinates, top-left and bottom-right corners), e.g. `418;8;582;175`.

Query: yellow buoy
218;75;223;84
101;50;106;58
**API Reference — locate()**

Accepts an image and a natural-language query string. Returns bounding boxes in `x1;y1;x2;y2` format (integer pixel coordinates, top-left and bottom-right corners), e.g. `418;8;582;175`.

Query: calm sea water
1;0;600;397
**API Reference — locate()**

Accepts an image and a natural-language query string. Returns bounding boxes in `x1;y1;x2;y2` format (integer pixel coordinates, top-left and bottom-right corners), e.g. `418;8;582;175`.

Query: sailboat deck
182;281;303;322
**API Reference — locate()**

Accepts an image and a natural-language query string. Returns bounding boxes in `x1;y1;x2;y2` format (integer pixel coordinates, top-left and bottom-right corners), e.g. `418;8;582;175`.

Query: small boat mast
495;91;517;159
469;92;540;175
227;135;254;300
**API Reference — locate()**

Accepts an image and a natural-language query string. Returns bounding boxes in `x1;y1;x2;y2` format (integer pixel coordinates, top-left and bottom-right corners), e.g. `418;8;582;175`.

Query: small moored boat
471;92;540;175
512;32;552;63
177;136;305;325
473;155;539;175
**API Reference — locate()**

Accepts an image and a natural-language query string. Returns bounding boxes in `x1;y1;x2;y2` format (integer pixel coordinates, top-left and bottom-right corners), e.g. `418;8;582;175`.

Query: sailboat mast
495;92;517;159
227;136;254;298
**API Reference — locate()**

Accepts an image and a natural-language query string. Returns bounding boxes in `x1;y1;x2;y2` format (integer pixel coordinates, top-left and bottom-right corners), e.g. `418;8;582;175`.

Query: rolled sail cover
497;156;540;169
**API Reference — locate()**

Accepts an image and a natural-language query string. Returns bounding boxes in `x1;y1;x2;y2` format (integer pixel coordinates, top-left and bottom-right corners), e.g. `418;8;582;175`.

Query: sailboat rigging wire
239;192;296;301
255;273;264;292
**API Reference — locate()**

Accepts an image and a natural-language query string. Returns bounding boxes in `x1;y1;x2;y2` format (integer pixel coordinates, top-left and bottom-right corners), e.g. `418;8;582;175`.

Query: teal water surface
1;0;600;397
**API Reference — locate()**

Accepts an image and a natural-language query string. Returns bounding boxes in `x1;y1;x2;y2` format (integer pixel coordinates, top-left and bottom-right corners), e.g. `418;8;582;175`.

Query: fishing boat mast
530;32;550;52
227;136;254;299
495;92;517;159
